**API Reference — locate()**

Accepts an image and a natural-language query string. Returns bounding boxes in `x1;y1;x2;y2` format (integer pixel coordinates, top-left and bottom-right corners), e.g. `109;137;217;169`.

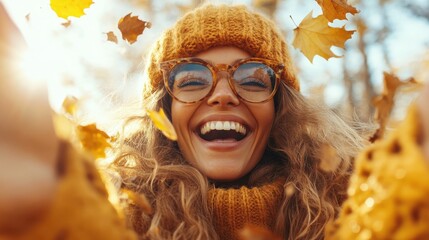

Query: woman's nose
206;74;240;106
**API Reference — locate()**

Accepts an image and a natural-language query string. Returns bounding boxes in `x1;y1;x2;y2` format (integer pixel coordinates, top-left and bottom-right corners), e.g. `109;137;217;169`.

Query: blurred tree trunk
342;56;355;119
356;17;375;121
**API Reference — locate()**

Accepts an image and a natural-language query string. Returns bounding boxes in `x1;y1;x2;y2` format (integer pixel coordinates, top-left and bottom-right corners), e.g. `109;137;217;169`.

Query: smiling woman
112;4;366;239
2;2;429;240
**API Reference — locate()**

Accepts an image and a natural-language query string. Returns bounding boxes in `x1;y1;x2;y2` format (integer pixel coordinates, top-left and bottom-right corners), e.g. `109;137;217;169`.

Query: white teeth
200;121;247;136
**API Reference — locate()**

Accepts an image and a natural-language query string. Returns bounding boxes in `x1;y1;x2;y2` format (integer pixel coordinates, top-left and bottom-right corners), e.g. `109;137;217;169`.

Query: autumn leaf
77;123;112;159
61;20;72;28
292;11;355;62
370;72;417;142
118;13;151;44
316;0;359;22
50;0;93;19
62;96;78;116
146;108;177;141
106;31;118;44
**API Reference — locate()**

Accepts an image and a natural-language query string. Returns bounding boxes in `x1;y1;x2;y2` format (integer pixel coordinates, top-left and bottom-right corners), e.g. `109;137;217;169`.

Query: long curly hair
109;73;367;239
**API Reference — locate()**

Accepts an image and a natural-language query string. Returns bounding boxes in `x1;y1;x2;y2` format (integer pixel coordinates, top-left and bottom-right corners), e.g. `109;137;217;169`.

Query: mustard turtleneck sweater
208;179;285;240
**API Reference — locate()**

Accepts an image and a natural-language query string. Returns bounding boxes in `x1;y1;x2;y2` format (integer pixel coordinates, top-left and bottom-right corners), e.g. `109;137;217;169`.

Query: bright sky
2;0;428;126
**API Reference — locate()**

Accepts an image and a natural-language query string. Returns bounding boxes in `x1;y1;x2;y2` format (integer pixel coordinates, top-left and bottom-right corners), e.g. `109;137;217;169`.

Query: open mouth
198;121;248;141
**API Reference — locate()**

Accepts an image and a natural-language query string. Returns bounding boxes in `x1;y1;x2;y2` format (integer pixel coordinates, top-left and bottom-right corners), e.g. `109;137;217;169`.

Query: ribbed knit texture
208;179;284;240
144;4;298;100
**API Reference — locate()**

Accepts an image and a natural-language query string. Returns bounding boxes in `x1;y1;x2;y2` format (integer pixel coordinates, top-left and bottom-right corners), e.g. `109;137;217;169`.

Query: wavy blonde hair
111;78;367;239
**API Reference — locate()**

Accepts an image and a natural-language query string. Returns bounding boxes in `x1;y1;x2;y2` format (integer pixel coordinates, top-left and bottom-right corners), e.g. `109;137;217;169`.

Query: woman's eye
238;78;268;88
177;78;209;88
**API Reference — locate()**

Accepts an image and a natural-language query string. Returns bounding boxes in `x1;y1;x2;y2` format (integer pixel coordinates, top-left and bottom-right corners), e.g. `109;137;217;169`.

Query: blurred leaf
146;108;177;141
316;0;359;22
77;124;111;159
106;31;118;44
62;96;78;116
118;13;151;44
61;20;72;27
370;72;417;142
50;0;93;19
292;11;355;62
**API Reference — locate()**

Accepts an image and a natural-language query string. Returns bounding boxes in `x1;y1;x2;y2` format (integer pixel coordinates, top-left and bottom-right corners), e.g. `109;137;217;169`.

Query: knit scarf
208;178;285;240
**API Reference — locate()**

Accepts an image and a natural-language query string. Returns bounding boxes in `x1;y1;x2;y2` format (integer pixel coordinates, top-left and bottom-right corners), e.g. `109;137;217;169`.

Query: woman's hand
418;82;429;162
0;3;59;234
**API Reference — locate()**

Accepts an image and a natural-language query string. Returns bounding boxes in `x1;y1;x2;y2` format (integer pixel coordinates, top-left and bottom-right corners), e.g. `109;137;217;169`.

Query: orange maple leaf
118;13;151;44
50;0;93;19
316;0;359;22
292;11;355;62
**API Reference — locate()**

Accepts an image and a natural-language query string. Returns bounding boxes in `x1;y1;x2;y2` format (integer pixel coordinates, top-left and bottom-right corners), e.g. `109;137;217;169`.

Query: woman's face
171;46;275;181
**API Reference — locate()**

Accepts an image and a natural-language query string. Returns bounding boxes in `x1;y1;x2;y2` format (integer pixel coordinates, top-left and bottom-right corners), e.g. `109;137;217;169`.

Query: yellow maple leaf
292;11;355;62
77;123;112;159
316;0;359;22
146;108;177;141
118;13;151;44
50;0;94;19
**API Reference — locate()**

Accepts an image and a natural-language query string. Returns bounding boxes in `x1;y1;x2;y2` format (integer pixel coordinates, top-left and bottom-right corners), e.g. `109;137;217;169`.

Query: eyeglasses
159;57;285;103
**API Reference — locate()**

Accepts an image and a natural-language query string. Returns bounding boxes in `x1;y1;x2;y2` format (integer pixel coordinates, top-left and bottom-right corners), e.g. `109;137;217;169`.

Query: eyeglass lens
167;62;276;103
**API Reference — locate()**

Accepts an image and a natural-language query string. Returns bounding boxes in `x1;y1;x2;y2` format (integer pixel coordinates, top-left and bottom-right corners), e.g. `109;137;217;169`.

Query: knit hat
143;4;298;99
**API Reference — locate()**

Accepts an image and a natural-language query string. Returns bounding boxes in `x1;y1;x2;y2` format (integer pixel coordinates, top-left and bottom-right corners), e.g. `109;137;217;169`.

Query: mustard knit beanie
144;3;298;99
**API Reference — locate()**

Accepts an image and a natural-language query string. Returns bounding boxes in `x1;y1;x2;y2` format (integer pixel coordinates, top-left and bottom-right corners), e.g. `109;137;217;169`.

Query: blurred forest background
1;0;429;136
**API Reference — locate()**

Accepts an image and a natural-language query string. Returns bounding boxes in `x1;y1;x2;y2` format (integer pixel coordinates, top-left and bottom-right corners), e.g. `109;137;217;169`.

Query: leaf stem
290;15;298;28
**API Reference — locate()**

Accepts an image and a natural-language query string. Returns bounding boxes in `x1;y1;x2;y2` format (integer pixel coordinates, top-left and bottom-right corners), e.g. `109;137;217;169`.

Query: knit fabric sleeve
14;141;138;240
326;105;429;239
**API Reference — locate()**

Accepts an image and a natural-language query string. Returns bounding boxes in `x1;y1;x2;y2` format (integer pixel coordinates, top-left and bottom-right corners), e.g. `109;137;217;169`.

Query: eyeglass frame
159;57;285;104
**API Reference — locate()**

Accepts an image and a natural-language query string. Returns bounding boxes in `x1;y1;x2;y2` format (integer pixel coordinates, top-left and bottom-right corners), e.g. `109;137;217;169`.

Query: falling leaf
77;124;112;159
50;0;94;19
370;72;417;142
62;96;78;116
146;108;177;141
61;20;72;27
118;13;151;44
292;11;355;62
122;189;152;214
106;31;118;44
316;0;359;22
239;224;282;240
319;143;341;172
